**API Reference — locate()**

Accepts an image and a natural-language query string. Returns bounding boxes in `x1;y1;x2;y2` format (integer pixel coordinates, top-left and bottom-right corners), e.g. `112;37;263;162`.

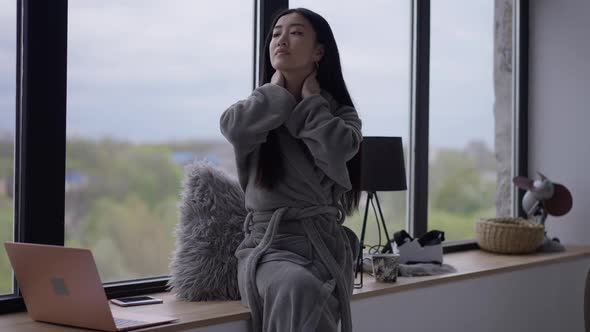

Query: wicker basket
475;217;545;254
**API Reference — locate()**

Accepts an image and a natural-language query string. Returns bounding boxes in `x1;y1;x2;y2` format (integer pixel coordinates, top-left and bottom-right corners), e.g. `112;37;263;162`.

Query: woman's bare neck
282;69;313;102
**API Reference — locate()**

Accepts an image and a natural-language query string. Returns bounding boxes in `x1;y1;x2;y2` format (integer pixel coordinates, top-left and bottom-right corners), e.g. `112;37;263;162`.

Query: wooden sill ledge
1;246;590;332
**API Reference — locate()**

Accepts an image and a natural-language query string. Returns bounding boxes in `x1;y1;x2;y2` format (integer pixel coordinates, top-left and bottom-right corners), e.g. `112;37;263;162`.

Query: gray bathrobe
220;83;362;332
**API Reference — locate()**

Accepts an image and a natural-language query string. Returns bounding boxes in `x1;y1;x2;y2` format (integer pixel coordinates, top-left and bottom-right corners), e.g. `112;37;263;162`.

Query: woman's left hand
302;70;320;99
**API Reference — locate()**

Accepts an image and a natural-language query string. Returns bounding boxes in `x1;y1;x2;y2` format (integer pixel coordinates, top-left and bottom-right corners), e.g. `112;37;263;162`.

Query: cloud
0;1;498;150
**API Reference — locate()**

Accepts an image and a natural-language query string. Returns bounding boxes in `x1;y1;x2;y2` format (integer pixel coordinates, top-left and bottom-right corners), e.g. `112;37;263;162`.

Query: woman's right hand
270;70;285;87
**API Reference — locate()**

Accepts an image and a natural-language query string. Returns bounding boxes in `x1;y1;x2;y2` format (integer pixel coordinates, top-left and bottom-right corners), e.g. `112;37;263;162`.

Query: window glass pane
0;0;16;295
289;1;411;248
66;1;252;282
429;1;509;241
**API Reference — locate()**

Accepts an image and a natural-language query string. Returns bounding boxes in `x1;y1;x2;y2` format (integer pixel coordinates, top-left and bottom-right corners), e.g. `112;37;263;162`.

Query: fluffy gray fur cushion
168;160;246;301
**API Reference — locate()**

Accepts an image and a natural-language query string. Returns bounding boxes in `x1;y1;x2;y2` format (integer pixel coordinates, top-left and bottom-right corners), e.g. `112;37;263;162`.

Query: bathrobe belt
242;205;352;332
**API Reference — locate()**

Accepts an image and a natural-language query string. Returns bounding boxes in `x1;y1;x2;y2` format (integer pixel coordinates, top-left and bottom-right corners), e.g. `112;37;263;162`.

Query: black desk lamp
353;136;407;288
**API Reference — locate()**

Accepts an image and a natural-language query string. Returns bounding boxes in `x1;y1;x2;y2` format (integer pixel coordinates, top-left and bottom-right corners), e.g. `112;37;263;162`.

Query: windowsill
2;245;590;331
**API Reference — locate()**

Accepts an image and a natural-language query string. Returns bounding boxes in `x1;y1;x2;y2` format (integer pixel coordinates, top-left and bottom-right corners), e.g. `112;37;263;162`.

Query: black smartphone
110;296;163;307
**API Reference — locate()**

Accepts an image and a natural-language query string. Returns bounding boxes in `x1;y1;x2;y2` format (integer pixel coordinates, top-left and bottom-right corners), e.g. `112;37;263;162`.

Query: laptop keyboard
114;317;147;328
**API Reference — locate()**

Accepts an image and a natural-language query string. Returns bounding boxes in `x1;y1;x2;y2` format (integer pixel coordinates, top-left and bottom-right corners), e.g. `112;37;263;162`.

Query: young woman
220;8;362;332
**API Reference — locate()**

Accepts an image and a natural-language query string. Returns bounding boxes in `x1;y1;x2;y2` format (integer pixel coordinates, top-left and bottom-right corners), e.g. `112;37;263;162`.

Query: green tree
65;138;187;281
428;146;496;241
0;196;14;294
77;194;178;281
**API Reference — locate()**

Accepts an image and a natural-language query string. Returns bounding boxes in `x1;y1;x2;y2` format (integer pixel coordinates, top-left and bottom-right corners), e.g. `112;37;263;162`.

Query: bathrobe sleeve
220;83;297;157
220;84;298;190
284;94;362;190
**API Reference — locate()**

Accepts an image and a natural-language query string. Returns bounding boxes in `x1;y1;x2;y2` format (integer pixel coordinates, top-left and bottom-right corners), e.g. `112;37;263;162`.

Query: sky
0;0;496;150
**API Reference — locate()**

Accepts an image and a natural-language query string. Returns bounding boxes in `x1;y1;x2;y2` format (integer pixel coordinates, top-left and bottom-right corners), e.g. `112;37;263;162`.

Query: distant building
170;151;221;166
170;151;195;165
65;171;88;192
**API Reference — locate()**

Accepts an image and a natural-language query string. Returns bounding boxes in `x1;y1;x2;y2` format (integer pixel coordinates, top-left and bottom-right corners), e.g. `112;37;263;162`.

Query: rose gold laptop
4;242;177;331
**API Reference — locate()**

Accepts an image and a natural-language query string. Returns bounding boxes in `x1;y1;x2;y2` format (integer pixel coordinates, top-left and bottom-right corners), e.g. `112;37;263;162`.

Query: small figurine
513;172;573;252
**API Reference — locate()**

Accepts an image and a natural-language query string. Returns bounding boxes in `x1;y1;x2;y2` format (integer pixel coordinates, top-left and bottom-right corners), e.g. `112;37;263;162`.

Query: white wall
529;0;590;245
186;257;590;332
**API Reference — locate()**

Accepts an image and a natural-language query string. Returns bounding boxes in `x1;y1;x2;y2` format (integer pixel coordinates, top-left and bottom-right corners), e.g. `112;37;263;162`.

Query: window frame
0;0;529;313
412;0;529;251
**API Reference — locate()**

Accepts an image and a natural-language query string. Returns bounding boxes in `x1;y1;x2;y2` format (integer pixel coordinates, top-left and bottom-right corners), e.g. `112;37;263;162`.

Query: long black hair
256;7;361;216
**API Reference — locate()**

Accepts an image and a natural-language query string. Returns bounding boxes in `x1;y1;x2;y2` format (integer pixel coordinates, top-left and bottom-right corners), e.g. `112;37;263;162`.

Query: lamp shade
357;136;407;192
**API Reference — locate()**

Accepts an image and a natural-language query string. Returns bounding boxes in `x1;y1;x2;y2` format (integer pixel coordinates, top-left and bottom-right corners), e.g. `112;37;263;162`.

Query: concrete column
494;0;513;217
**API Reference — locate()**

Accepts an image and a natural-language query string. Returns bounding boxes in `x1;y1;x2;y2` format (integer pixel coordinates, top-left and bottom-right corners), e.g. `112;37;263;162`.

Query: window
428;1;511;241
289;0;411;247
1;0;526;312
66;1;253;282
0;0;16;296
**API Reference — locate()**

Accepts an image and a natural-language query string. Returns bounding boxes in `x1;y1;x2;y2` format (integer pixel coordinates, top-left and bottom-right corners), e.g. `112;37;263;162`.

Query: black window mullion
515;0;529;217
15;0;67;246
409;0;430;238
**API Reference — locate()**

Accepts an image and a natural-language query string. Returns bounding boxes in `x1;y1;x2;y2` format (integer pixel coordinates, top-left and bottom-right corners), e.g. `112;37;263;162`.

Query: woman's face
269;13;323;73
